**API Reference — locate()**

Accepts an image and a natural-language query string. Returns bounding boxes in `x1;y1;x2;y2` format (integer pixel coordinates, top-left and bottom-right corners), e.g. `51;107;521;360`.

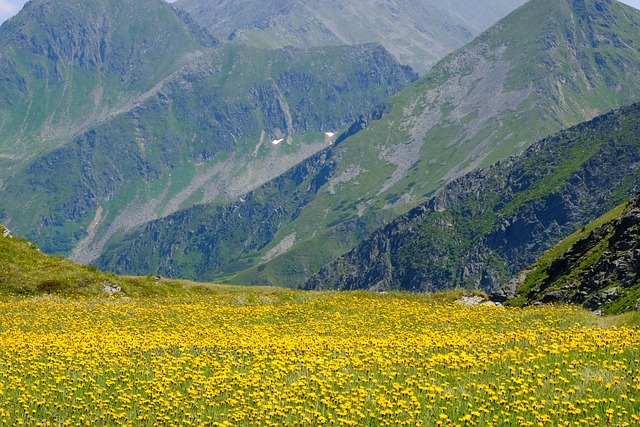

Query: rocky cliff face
514;194;640;313
304;104;640;293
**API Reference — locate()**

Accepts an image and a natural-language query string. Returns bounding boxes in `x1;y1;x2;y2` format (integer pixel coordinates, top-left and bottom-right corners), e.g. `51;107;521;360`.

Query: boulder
584;287;621;310
103;281;122;296
455;295;502;307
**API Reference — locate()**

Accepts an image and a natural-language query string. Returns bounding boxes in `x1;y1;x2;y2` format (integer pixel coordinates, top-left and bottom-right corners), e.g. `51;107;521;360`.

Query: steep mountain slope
0;0;211;166
96;0;640;286
509;194;640;313
173;0;527;74
304;103;640;292
0;0;416;258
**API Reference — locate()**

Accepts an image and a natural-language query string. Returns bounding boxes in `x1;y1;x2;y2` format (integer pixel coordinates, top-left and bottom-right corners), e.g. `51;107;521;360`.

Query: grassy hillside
0;224;226;297
509;203;629;306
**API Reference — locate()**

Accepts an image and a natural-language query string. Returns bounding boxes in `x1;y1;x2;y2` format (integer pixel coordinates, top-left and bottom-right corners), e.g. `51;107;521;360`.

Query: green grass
2;222;640;427
0;225;223;298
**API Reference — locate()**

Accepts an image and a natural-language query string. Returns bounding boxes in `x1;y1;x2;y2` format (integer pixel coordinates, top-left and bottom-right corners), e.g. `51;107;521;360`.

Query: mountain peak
1;0;210;73
0;0;214;160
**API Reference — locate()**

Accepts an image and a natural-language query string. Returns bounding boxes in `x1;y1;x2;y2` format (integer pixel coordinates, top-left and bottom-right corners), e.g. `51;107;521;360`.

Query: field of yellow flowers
0;291;639;427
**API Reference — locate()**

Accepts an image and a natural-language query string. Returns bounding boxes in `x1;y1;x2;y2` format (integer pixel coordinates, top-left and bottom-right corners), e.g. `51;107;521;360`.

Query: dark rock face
304;103;640;293
333;103;392;146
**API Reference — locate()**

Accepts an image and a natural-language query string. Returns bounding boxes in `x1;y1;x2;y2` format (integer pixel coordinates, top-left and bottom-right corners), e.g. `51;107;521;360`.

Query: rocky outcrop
304;103;640;293
333;103;392;146
455;295;502;308
102;281;122;296
521;194;640;313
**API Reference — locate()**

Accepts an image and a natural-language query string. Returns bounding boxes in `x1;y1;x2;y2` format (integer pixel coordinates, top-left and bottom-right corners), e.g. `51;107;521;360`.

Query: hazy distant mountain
0;0;211;165
173;0;528;74
96;0;640;287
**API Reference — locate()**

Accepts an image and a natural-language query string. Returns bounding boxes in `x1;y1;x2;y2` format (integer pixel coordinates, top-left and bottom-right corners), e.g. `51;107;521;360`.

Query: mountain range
172;0;528;74
0;0;416;260
96;0;640;289
3;0;640;307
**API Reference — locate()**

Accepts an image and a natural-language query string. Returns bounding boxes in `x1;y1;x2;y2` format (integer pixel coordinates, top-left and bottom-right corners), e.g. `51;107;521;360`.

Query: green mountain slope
304;103;640;293
0;1;416;259
173;0;527;74
96;0;640;287
0;0;211;166
0;224;193;297
509;194;640;314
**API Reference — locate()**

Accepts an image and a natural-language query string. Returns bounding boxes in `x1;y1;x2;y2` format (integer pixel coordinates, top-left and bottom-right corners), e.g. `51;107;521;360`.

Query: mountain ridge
0;0;416;258
304;103;640;292
173;0;528;74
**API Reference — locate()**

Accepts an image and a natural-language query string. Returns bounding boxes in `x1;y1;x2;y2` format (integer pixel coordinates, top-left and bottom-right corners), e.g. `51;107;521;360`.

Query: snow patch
325;132;335;137
272;138;284;145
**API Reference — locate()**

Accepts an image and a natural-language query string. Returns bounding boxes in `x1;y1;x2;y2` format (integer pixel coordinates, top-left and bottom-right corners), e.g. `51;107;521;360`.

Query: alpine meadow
1;0;640;426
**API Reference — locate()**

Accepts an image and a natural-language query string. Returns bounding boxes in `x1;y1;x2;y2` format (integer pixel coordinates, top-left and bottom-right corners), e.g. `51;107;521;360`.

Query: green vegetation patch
0;226;230;298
